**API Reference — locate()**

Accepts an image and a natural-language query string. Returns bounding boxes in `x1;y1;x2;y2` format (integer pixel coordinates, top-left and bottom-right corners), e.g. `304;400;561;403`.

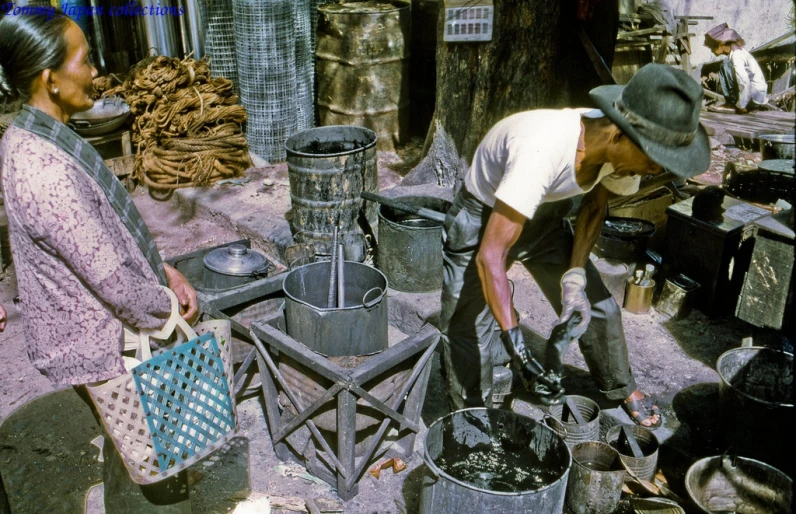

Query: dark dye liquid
436;443;560;493
299;140;363;155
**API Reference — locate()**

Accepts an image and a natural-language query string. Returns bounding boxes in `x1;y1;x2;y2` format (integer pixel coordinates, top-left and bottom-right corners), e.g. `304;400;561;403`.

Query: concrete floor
0;153;785;513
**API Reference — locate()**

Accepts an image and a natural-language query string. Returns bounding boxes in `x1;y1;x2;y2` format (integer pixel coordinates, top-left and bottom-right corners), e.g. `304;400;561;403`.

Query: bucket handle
362;287;383;309
543;414;569;441
419;448;440;481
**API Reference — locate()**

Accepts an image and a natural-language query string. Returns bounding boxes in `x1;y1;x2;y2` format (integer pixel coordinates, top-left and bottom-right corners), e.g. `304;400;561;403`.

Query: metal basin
69;96;130;136
685;455;792;513
759;134;795;160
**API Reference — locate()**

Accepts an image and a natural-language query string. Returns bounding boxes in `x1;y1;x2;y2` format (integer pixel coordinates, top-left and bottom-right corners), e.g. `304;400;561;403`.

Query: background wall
667;0;794;71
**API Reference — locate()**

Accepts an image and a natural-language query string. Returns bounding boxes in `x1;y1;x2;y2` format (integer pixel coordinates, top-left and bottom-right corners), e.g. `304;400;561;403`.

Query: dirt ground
0;142;790;513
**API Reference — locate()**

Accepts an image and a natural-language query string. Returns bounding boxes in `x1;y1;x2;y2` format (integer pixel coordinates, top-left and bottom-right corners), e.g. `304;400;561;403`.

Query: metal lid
203;244;267;276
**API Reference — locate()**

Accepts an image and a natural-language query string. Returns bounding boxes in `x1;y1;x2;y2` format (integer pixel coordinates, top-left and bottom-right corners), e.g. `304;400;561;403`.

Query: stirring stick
327;226;338;308
337;244;345;308
564;397;587;425
622;425;645;459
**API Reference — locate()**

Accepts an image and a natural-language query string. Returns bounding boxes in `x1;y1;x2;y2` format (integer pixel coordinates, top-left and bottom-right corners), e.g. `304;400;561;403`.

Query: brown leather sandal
622;394;662;429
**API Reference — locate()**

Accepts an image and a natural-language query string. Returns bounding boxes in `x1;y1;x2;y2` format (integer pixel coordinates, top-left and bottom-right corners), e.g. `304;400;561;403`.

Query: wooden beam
578;25;617;85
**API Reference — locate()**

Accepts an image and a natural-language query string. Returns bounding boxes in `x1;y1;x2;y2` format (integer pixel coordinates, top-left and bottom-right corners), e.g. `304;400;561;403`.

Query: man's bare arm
476;200;526;331
570;183;612;269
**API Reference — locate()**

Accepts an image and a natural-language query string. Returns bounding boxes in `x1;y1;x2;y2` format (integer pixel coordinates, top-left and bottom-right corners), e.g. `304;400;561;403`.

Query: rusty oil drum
285;126;378;260
315;1;410;152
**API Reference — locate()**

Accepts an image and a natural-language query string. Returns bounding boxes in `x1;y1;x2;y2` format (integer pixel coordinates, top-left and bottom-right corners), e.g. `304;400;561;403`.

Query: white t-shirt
728;48;768;108
464;109;640;220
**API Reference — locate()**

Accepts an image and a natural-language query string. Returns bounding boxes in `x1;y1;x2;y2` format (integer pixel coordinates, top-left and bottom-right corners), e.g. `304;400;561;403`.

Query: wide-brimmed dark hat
589;63;710;178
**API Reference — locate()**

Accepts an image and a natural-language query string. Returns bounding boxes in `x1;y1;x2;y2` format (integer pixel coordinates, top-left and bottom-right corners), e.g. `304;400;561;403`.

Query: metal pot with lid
202;243;270;290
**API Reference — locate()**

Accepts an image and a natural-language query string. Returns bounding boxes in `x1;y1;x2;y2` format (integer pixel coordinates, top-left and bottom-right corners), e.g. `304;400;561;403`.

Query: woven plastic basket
87;288;237;484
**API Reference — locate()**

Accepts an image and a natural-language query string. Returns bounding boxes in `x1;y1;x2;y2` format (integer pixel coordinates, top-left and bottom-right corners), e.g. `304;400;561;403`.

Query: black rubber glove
500;326;543;376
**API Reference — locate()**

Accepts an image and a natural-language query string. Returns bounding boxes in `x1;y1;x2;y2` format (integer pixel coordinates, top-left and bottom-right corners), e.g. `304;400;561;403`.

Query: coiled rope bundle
104;56;250;191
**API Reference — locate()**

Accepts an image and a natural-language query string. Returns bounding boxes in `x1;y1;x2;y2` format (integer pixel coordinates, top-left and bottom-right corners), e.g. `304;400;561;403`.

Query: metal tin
623;278;655;314
685;455;792;514
285;125;378;260
759;133;795;161
655;274;699;320
420;408;572;514
202;243;269;290
566;442;625;514
605;424;659;483
545;395;601;448
282;261;388;357
377;196;450;292
316;1;410;152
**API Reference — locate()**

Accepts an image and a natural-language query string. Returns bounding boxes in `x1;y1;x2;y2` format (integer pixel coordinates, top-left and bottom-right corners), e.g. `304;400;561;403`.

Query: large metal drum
315;1;410;152
420;408;571;514
716;346;793;475
285;126;378;260
378;196;450;292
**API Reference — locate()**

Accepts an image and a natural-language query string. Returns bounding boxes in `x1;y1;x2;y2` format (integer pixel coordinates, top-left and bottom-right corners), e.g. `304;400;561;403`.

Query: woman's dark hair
0;9;72;106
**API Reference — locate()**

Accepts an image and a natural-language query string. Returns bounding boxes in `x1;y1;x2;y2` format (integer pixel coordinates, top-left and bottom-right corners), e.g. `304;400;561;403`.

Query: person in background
1;9;196;512
704;24;768;114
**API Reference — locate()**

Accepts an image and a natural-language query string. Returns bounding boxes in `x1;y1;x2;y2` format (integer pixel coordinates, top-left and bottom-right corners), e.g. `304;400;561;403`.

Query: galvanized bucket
759;133;795;161
282;261;388;357
377;196;450;293
420;408;571;514
605;424;659;482
716;347;793;473
566;442;626;514
545;395;601;448
316;1;410;151
285;126;378;260
685;455;792;513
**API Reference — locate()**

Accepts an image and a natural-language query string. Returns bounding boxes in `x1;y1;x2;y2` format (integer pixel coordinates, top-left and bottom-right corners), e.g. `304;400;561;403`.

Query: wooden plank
272;383;345;443
255;351;292;461
617;25;666;39
349;324;439;383
202;273;286;311
337;389;357;500
251;321;349;382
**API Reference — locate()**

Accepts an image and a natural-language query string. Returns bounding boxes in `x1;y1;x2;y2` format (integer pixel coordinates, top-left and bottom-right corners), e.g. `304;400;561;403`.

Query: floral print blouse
0;125;170;386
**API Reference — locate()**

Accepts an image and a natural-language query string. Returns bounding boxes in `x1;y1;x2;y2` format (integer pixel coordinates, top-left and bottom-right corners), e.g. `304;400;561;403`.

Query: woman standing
1;10;196;512
705;25;769;114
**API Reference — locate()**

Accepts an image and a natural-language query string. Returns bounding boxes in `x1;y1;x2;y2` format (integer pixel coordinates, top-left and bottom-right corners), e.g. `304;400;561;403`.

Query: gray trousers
439;188;637;410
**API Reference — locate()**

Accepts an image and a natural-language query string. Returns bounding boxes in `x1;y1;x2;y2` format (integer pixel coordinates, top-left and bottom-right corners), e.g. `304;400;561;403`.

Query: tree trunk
407;0;618;187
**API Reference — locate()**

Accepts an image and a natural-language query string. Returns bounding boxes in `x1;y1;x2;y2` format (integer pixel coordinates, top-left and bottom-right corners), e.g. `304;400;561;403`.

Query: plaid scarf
13;104;168;286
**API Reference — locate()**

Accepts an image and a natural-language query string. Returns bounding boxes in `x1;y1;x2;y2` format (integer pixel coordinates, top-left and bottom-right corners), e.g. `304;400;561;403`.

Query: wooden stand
251;319;438;501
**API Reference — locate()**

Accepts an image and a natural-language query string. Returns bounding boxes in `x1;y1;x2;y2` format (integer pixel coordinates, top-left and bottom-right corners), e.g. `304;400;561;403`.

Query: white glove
560;267;591;337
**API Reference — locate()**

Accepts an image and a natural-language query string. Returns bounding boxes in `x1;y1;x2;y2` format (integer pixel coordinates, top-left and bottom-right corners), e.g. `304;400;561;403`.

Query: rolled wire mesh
293;0;314;131
234;0;297;162
199;0;239;93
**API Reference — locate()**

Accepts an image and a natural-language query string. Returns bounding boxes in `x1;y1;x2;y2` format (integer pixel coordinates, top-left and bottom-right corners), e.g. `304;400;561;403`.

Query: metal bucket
283;261;388;357
594;258;631;307
594;217;655;265
685;455;792;513
716;347;793;472
377;196;450;293
624;279;655;314
285;126;378;260
545;395;601;448
420;408;571;514
316;1;410;152
566;442;626;514
605;424;659;482
759;133;795;160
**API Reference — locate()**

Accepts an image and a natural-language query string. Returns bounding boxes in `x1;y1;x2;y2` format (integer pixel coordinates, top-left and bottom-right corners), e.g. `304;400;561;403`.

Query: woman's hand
0;303;7;332
163;263;198;323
